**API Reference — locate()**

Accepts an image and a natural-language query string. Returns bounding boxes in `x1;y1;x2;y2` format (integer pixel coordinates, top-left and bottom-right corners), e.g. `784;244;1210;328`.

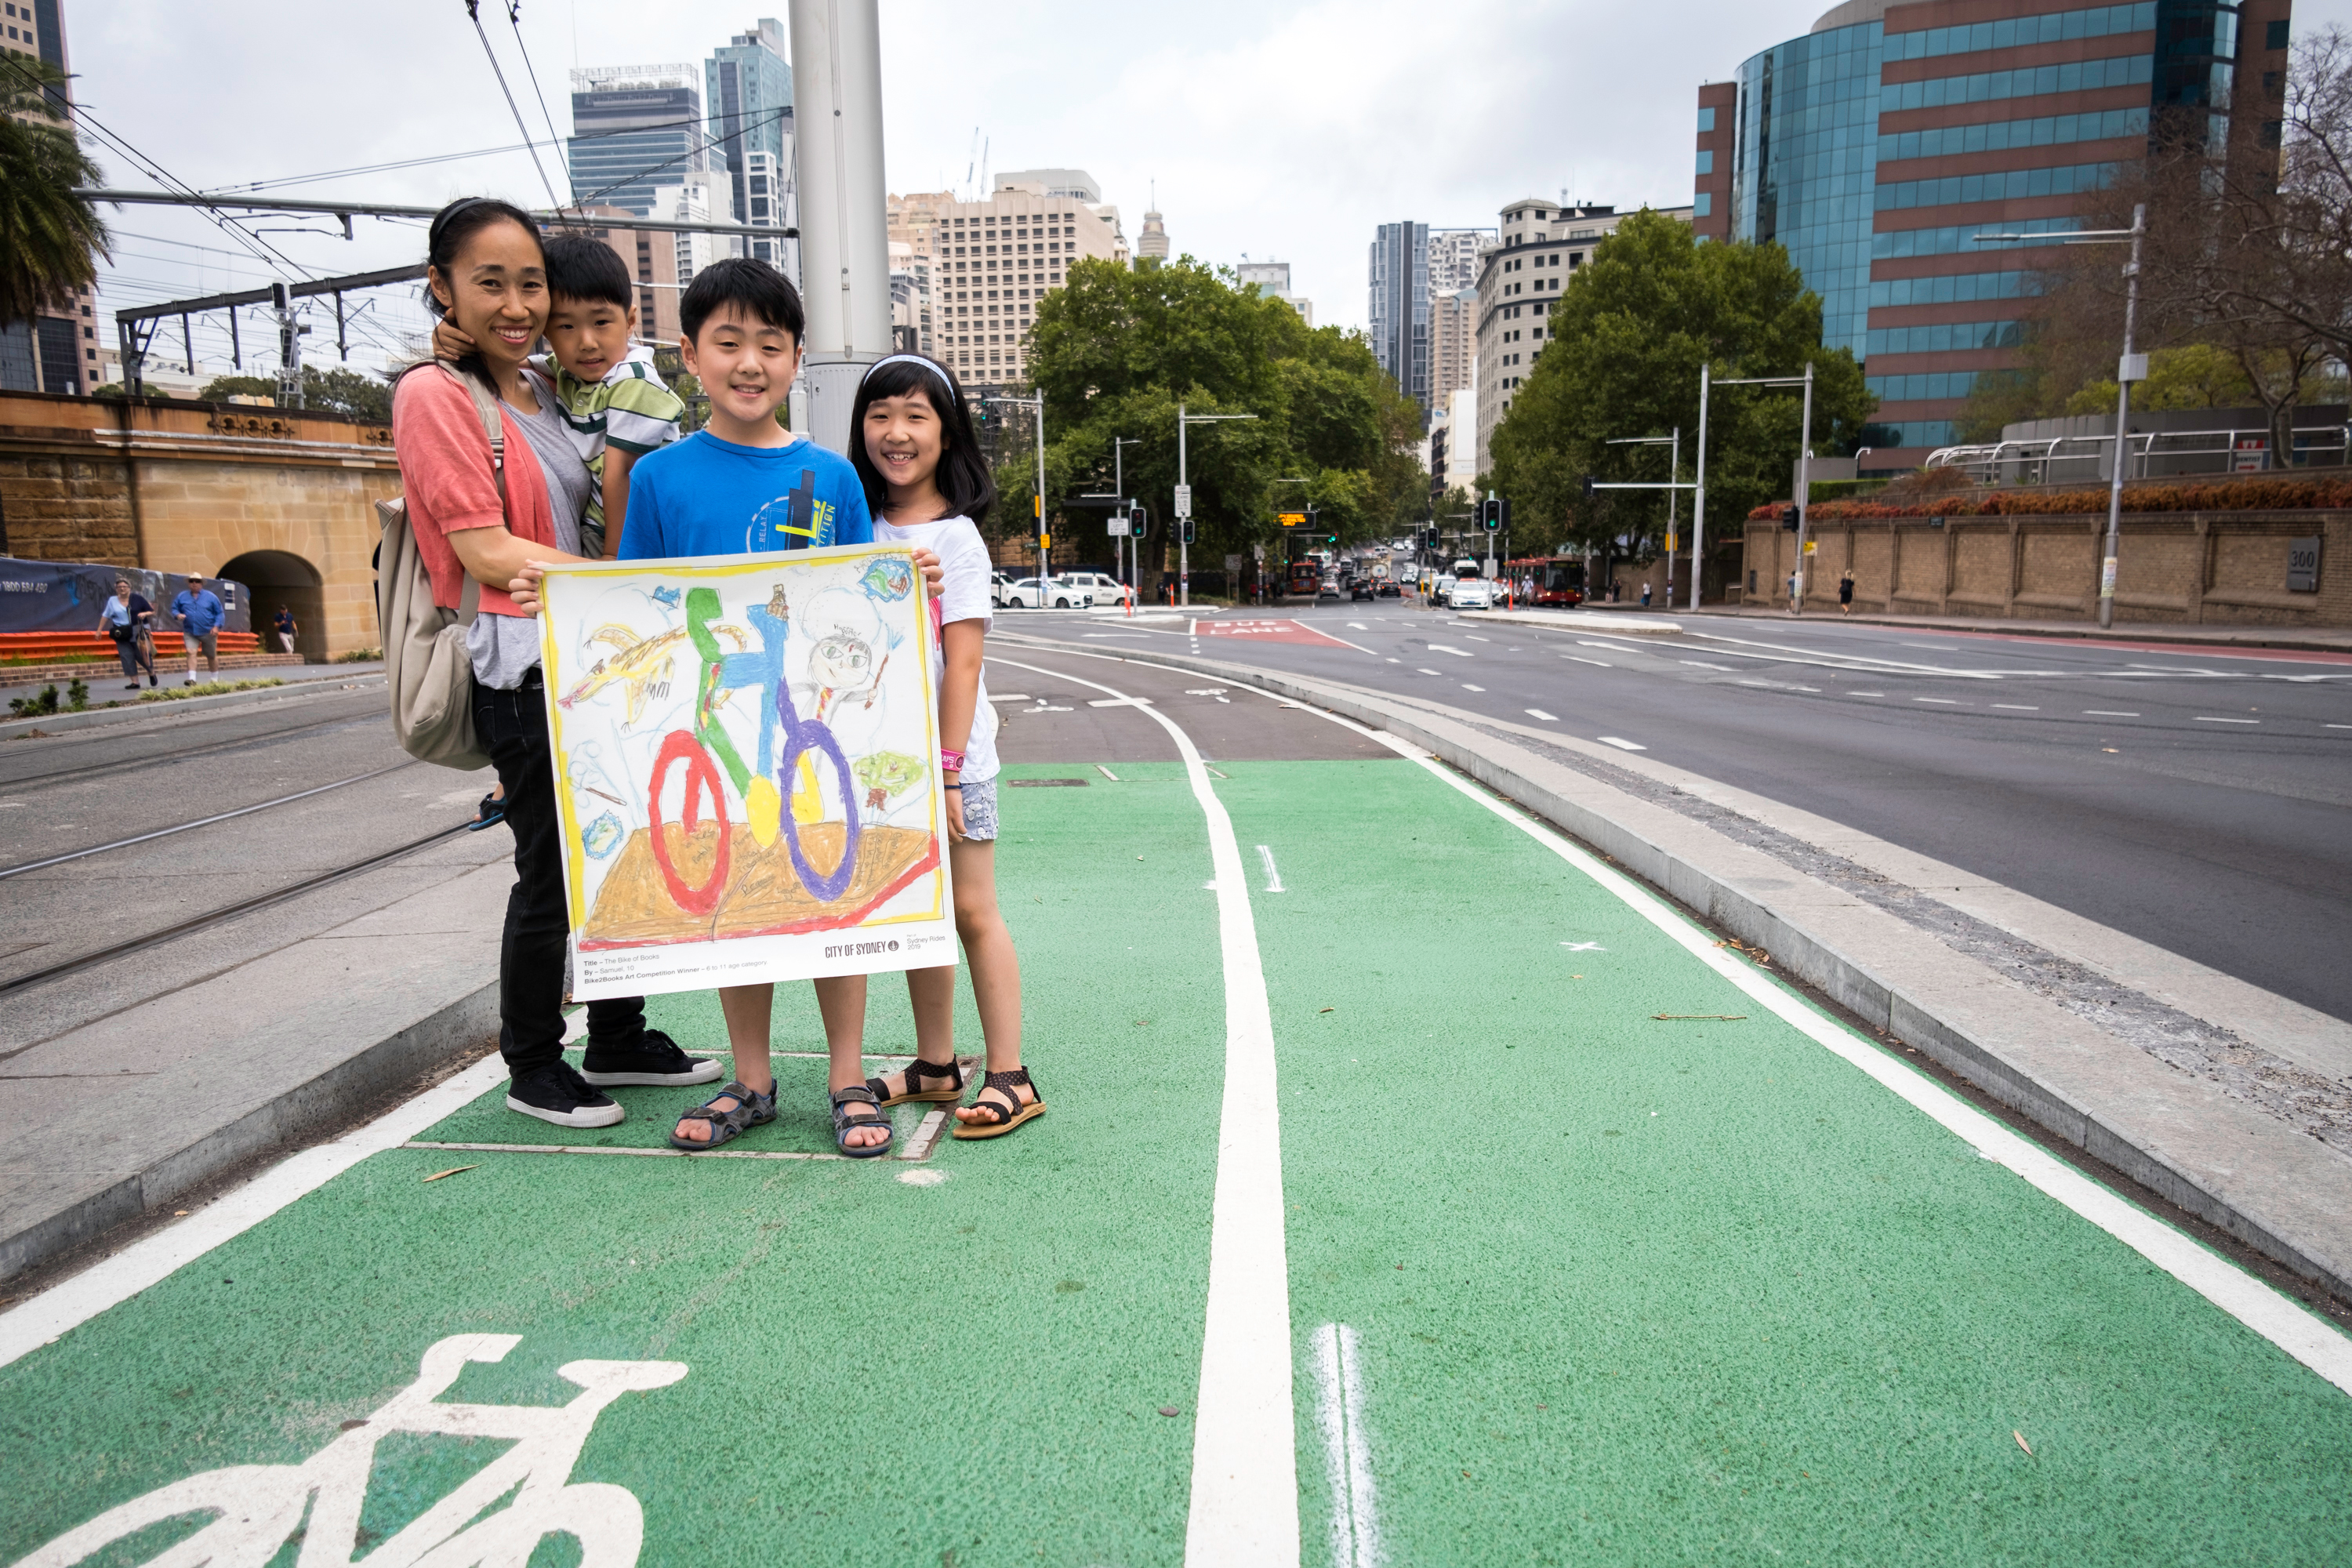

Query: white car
1001;576;1094;610
989;571;1014;608
1058;572;1129;605
1449;577;1494;610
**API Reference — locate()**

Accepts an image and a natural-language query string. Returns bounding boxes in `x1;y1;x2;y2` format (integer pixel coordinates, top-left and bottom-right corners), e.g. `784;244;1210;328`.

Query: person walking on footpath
1839;569;1856;615
1640;579;1653;608
97;577;158;689
171;575;224;684
853;352;1044;1141
391;195;720;1130
272;604;299;654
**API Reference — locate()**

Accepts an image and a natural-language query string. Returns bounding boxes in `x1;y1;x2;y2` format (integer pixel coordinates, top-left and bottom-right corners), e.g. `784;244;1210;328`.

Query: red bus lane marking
1196;619;1365;649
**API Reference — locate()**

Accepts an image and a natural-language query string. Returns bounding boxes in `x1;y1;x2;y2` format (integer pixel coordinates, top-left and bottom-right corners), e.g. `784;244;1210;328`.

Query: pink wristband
939;748;967;771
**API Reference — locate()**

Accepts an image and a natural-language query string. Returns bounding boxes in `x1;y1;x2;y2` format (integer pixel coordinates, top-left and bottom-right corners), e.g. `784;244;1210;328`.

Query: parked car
1057;572;1127;604
990;571;1015;608
1002;576;1094;610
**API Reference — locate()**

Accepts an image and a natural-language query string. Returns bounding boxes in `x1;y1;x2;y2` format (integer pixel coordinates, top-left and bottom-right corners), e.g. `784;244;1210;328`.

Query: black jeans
473;670;646;1076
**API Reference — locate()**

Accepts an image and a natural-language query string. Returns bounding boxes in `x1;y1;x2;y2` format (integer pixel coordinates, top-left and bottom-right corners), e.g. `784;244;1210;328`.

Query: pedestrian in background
1640;580;1653;608
97;577;157;690
272;604;299;654
1839;570;1856;615
171;575;224;685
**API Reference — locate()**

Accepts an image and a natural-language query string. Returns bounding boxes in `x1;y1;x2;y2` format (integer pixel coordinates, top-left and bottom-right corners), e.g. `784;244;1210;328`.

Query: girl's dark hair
848;355;996;524
419;197;543;381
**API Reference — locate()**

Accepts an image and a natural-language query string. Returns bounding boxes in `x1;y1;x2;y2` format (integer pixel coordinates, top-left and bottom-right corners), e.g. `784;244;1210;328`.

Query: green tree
1488;211;1874;564
194;365;393;421
1016;256;1420;590
0;54;107;327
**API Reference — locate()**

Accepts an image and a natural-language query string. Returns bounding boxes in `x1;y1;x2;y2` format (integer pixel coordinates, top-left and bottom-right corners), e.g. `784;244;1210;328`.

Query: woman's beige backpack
374;362;500;770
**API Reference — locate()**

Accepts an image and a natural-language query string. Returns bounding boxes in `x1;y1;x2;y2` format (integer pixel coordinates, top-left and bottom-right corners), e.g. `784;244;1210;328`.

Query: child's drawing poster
537;546;955;999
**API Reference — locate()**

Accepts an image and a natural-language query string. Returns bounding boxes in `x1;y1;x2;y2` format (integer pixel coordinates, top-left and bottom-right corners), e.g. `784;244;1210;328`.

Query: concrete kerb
0;670;387;742
996;632;2352;1303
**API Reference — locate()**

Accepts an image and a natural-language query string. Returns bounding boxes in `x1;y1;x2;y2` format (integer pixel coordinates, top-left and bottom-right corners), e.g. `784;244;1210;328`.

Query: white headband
859;353;956;394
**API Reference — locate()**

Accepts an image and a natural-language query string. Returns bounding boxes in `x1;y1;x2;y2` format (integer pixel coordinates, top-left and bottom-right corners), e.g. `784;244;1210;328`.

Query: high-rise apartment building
920;176;1127;391
1702;0;2294;468
1427;228;1492;295
1473;201;1694;481
2;0;96;397
706;21;796;274
568;64;706;216
1429;287;1478;416
1236;261;1313;326
1368;221;1431;418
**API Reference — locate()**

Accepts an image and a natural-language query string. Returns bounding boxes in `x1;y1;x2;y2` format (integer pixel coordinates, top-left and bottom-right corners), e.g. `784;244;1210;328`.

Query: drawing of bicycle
15;1334;687;1568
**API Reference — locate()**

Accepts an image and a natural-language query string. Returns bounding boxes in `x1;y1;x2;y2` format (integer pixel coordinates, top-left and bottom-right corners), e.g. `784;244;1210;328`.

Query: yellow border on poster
533;544;946;939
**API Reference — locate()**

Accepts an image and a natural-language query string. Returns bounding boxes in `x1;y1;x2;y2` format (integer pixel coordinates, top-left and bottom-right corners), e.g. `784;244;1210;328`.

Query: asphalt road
1007;601;2352;1024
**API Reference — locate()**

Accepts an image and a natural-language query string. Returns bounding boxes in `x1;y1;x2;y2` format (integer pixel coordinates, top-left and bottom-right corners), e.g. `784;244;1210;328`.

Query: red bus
1504;556;1587;608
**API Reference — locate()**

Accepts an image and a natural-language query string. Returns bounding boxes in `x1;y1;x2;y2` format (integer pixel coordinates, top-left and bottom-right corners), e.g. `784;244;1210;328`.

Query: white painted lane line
1914;697;1961;705
1334;720;2352;1402
1348;622;1369;630
1425;644;1474;657
1597;736;1647;752
1257;845;1286;893
1187;688;1234;704
1680;660;1735;671
1464;634;1493;642
1525;708;1559;722
1566;655;1612;668
1994;704;2040;710
1087;696;1155;708
1416;668;1442;677
1901;642;1960;650
2194;717;2259;724
2330;724;2352;730
1312;1323;1384;1568
2085;710;2140;717
0;1051;510;1369
1461;684;1486;692
1098;764;1121;781
991;655;1298;1563
1384;658;1400;664
1850;691;1885;696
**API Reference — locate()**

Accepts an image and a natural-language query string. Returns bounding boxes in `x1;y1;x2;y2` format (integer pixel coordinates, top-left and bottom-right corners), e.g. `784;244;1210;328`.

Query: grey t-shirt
468;368;589;689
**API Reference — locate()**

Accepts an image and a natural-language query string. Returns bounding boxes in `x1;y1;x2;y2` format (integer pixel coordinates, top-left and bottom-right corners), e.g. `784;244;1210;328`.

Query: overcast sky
66;0;2352;374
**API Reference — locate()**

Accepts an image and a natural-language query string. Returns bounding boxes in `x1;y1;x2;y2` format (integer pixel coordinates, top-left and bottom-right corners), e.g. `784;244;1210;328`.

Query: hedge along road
1;644;2349;1566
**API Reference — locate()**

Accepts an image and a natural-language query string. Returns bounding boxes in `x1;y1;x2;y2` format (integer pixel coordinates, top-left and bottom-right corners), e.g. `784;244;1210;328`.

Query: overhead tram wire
570;106;788;214
504;1;573;201
466;0;566;216
199;116;719;198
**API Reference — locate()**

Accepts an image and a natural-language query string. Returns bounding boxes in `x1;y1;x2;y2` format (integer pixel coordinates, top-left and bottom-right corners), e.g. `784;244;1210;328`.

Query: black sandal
864;1055;964;1109
951;1067;1045;1140
830;1085;895;1158
667;1080;776;1151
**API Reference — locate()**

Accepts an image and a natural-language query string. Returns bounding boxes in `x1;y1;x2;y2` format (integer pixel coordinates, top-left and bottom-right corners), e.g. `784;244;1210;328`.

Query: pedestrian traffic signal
1581;474;1597;499
1180;517;1196;545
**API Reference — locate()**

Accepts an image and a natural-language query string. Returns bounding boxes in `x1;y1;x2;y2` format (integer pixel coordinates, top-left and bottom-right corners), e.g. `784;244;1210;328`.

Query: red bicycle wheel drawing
647;729;731;916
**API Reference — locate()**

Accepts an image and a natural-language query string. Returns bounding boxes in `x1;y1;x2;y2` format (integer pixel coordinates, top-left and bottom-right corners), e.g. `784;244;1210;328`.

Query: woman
96;577;157;689
1839;569;1857;615
391;196;717;1130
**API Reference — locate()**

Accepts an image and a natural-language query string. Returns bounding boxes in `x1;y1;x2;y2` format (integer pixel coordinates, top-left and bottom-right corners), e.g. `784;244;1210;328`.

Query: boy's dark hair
848;355;996;525
543;234;633;310
680;257;804;345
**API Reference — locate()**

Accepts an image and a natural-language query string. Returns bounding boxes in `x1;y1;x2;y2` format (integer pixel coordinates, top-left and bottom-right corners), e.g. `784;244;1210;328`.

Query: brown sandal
951;1067;1044;1140
865;1055;964;1109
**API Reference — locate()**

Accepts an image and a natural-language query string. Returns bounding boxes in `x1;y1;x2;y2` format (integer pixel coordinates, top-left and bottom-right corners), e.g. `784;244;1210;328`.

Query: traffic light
1581;474;1597;499
1180;517;1196;545
1480;495;1501;531
1781;506;1800;531
1498;497;1512;532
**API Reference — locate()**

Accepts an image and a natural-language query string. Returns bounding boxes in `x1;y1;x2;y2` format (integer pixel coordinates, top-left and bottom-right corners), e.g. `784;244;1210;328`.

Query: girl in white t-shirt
846;354;1041;1139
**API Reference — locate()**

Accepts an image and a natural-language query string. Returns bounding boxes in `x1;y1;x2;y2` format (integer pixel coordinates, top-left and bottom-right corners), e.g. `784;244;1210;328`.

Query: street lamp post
1113;435;1142;606
1176;402;1258;608
1603;430;1681;605
1700;365;1815;613
1691;363;1709;614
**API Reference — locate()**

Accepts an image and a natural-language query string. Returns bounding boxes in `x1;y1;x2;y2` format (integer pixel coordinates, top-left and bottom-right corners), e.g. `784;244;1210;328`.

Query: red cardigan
390;368;561;616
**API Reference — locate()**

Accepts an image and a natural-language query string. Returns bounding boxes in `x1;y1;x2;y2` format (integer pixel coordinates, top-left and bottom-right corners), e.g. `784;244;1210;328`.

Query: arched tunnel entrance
217;550;325;662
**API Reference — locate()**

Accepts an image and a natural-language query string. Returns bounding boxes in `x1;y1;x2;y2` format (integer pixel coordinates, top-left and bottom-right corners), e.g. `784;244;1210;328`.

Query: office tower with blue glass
706;20;797;276
567;64;706;217
1696;0;2292;469
1369;221;1432;420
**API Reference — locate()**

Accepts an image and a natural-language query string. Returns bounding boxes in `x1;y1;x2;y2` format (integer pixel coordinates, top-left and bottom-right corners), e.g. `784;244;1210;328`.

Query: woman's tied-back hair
419;197;543;379
848;354;997;525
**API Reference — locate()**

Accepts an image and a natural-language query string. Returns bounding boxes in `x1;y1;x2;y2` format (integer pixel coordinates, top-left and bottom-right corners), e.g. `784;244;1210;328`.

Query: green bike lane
4;654;2351;1565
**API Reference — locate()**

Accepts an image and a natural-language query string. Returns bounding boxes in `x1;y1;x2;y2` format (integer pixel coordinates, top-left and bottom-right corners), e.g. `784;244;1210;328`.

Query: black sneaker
580;1028;723;1087
506;1061;625;1128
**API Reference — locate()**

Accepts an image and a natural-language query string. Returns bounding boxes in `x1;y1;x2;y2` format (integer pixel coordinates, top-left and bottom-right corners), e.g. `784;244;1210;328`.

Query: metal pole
2100;204;2145;630
1791;362;1813;614
1667;426;1680;609
1692;363;1709;613
1033;393;1047;592
1178;401;1189;608
787;0;890;456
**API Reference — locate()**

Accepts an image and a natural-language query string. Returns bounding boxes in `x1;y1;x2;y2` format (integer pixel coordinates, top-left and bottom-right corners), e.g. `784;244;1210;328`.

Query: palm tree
0;53;108;327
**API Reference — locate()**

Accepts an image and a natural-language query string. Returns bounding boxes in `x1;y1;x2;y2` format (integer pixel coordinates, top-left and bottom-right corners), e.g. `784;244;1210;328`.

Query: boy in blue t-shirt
610;259;918;1158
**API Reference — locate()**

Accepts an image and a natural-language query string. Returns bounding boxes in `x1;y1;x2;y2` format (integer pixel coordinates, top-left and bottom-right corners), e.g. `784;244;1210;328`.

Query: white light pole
788;0;890;456
1113;434;1142;604
1176;402;1257;608
1691;363;1709;613
1701;366;1815;613
1603;431;1679;604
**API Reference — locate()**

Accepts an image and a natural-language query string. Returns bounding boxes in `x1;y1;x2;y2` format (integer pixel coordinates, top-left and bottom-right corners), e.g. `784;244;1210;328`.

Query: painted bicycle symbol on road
16;1334;686;1567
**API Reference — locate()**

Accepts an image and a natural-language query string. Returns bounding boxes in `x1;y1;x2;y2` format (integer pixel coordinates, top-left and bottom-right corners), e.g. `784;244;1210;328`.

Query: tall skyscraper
1138;205;1171;261
1702;0;2295;466
2;0;96;396
568;64;705;217
706;21;796;273
1426;228;1490;295
1368;221;1431;417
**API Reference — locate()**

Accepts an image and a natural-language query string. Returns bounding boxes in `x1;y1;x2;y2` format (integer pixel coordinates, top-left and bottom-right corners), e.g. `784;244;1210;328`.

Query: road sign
1174;485;1193;518
1109;517;1131;537
1224;554;1243;572
1278;511;1308;528
2288;536;2321;593
1802;540;1817;555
